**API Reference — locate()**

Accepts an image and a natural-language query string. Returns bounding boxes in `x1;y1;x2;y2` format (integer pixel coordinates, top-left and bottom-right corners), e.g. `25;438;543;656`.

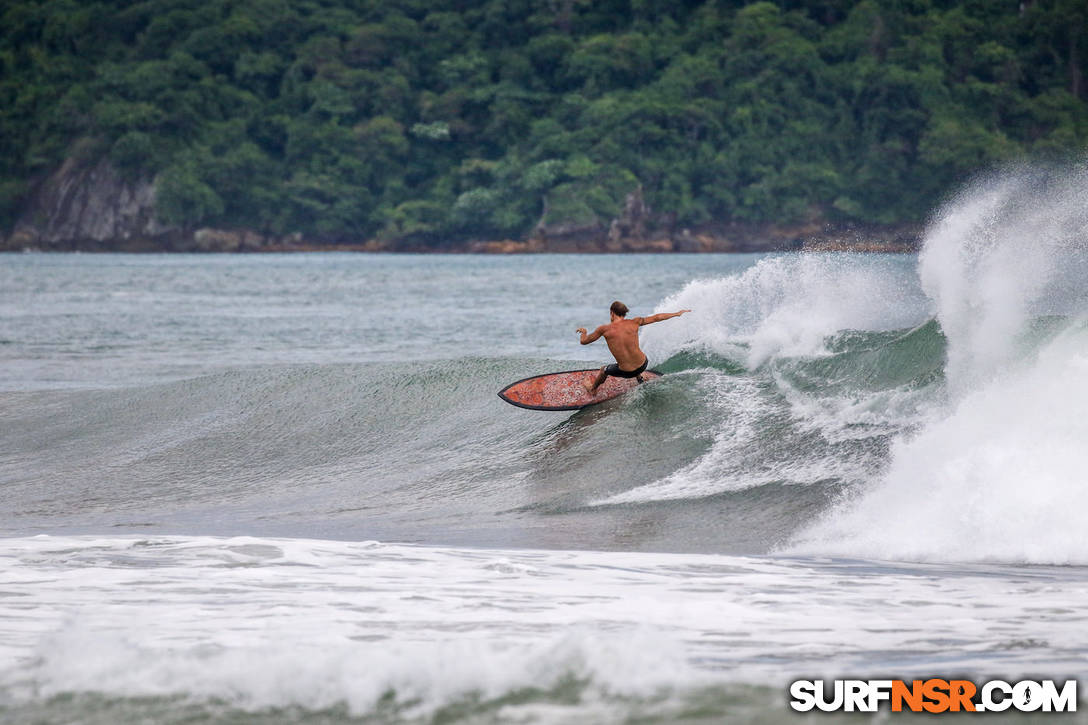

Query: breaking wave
791;164;1088;564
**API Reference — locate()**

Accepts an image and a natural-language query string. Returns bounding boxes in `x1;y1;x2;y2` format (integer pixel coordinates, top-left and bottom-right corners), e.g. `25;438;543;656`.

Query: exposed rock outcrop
0;157;334;252
3;157;176;251
192;228;273;252
607;186;649;245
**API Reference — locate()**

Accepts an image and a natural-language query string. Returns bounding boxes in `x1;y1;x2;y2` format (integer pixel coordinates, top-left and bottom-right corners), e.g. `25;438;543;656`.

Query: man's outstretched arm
576;325;606;344
638;309;691;326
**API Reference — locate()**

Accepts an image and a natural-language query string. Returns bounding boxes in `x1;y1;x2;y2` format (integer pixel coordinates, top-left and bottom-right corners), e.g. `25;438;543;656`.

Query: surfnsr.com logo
789;679;1077;713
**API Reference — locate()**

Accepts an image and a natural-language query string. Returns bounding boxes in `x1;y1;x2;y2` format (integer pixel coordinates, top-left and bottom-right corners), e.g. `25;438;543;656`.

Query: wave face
1;252;941;555
604;255;938;509
0;254;924;548
792;166;1088;564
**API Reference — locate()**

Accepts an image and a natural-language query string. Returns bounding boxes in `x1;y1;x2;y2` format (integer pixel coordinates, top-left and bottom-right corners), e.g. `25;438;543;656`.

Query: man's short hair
610;301;628;317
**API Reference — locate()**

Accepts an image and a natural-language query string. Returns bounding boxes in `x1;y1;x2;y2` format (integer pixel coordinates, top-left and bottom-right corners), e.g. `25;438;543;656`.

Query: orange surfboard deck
498;368;662;411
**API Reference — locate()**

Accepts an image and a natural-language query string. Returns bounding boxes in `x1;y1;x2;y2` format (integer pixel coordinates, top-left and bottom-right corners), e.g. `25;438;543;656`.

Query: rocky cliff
2;158;177;251
1;157;320;252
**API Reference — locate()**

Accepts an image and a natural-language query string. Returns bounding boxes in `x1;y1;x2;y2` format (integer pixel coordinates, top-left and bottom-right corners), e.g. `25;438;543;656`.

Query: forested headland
1;0;1086;252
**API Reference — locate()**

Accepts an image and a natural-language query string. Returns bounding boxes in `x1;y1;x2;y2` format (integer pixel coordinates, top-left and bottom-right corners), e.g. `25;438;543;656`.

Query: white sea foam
3;536;1087;720
793;166;1088;564
641;253;929;368
30;622;692;718
592;371;877;505
919;165;1088;392
790;326;1088;563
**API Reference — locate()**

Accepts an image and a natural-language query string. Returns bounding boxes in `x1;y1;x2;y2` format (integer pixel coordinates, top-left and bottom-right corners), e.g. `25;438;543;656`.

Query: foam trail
793;165;1088;564
641;254;929;368
593;372;880;506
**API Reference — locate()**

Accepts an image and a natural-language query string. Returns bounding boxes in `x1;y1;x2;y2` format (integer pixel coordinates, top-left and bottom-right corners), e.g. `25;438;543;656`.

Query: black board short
604;357;648;379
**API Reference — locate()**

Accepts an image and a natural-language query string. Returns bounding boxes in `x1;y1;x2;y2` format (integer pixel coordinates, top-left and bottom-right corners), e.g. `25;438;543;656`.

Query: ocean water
4;170;1088;723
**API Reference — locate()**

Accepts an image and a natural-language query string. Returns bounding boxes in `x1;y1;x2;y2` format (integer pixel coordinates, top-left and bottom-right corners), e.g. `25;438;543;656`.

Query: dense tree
1;0;1086;242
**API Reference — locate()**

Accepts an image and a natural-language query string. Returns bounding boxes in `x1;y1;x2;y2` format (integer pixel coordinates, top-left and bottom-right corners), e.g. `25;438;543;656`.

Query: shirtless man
576;301;690;394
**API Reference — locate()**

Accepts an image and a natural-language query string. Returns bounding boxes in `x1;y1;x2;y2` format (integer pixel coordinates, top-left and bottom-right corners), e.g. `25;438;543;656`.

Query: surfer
577;301;690;394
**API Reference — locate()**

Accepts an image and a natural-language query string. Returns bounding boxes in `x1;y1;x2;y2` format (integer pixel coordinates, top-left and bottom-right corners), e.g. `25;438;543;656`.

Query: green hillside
2;0;1086;245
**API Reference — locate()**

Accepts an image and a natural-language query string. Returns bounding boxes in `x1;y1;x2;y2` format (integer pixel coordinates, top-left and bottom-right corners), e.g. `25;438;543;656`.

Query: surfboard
497;368;662;411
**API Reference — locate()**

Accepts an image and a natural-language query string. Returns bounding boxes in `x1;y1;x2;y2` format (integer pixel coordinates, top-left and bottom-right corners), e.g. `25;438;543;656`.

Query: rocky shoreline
2;223;921;254
1;157;922;254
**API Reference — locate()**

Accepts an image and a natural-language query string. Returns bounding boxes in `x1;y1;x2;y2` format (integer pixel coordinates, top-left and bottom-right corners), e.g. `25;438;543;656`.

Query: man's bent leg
584;365;608;394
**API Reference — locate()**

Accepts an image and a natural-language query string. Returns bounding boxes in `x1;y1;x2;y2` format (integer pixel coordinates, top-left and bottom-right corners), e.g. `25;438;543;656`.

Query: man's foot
583;365;606;395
